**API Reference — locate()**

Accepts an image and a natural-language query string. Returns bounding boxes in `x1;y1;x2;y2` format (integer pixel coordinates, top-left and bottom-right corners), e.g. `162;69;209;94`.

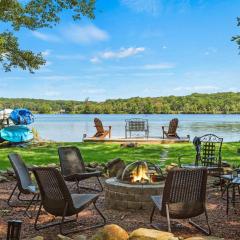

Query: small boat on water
0;125;34;143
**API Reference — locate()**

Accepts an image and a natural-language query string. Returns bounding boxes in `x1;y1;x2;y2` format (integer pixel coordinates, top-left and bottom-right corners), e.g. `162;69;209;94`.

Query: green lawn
0;142;240;170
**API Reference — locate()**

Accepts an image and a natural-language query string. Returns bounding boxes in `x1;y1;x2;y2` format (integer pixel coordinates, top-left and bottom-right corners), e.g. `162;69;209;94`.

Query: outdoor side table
220;174;233;198
226;176;240;215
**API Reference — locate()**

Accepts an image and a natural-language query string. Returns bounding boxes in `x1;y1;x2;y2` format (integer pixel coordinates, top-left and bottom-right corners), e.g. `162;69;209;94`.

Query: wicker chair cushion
8;153;36;194
151;195;203;219
71;193;98;210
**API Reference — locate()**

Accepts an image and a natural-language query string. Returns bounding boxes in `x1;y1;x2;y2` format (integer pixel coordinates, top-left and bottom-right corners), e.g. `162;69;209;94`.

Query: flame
131;162;150;183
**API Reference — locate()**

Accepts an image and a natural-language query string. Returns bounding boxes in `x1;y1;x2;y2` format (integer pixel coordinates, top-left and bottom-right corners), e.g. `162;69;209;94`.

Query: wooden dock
83;136;190;144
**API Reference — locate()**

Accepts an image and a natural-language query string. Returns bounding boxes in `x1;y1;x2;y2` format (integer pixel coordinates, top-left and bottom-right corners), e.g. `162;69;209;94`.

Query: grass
0;142;239;170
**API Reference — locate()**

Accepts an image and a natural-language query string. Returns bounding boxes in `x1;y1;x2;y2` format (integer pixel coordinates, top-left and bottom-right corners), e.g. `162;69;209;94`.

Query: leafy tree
1;92;240;114
232;17;240;51
0;0;95;72
38;103;52;113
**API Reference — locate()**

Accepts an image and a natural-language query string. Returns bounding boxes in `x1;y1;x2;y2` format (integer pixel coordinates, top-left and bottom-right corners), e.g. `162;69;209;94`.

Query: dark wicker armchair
8;153;39;217
150;167;211;235
32;167;106;235
58;146;103;192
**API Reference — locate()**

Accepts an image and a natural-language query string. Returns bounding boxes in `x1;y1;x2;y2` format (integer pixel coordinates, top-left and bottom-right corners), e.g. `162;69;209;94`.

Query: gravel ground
0;178;239;239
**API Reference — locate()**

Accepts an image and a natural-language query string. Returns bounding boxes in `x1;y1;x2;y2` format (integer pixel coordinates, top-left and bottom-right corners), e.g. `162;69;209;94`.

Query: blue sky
1;0;240;101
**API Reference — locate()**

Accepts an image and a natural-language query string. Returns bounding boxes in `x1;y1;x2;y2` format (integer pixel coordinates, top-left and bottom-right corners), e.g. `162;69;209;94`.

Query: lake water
31;114;240;142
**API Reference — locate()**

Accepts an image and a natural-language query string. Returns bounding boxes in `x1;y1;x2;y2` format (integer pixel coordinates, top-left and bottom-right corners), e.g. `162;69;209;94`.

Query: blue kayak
10;109;34;125
0;126;33;143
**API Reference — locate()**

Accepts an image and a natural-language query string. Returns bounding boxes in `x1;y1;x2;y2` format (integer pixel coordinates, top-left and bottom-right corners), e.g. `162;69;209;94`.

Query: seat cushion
71;193;99;210
151;195;163;210
64;171;101;181
23;184;38;194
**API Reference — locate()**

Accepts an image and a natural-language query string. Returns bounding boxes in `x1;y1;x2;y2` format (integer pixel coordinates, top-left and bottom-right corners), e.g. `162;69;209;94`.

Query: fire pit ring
105;160;165;210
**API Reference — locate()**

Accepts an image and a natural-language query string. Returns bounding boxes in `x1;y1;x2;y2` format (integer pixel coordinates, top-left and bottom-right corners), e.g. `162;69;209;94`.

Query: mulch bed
0;178;240;239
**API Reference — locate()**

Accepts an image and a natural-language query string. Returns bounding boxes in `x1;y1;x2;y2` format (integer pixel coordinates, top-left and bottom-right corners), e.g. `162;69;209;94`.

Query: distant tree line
0;92;240;114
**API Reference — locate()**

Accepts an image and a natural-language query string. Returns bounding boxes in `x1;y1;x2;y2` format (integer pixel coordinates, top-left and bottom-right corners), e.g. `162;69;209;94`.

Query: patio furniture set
93;117;180;139
5;133;238;238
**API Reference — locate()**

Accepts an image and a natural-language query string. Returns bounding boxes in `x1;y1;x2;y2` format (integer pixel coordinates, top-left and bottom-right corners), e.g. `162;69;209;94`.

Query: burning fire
131;162;150;183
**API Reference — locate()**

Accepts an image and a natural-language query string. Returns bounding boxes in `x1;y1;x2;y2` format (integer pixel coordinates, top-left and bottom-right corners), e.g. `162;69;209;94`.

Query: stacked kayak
0;126;33;143
0;108;34;143
10;109;34;125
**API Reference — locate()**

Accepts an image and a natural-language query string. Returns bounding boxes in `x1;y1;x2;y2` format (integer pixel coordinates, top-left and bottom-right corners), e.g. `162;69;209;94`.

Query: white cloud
41;49;52;57
90;57;101;63
174;85;220;92
32;31;61;42
55;54;85;60
204;47;217;56
101;47;145;59
34;75;79;81
122;0;159;15
144;63;174;70
63;24;109;44
131;72;174;77
91;47;145;63
45;61;52;67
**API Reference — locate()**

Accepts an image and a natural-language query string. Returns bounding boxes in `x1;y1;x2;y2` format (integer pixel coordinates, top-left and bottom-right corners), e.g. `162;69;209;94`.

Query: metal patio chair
58;146;103;192
32;167;106;235
193;134;224;186
179;134;224;178
8;153;39;217
150;167;211;235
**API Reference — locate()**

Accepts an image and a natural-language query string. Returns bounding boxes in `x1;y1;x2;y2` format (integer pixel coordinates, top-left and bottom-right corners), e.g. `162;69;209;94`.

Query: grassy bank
0;142;239;170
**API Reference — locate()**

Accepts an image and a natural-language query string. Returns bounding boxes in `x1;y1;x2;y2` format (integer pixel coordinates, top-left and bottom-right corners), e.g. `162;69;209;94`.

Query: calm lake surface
31;114;240;142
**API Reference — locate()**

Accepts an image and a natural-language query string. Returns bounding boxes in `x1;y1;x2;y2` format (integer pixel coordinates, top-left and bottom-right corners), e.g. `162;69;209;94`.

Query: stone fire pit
105;160;165;210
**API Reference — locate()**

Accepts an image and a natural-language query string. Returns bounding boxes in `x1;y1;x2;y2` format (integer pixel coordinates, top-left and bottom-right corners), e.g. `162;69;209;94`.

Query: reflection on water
32;114;240;142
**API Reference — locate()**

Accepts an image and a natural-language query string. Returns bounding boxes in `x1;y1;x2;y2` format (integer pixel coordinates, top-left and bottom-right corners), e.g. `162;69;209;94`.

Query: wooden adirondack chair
93;118;112;139
162;118;179;139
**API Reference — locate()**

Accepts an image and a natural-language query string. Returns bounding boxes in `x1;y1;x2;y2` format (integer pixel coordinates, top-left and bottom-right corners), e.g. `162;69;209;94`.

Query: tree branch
0;32;45;73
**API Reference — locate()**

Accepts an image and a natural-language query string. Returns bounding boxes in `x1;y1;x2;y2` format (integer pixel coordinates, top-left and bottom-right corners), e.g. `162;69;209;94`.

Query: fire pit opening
105;160;165;210
120;160;164;184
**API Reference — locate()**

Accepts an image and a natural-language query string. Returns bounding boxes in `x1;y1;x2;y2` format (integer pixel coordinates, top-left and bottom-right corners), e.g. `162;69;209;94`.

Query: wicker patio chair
8;153;39;217
32;167;106;235
150;167;211;235
93;118;111;139
162;118;179;139
58;146;103;192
